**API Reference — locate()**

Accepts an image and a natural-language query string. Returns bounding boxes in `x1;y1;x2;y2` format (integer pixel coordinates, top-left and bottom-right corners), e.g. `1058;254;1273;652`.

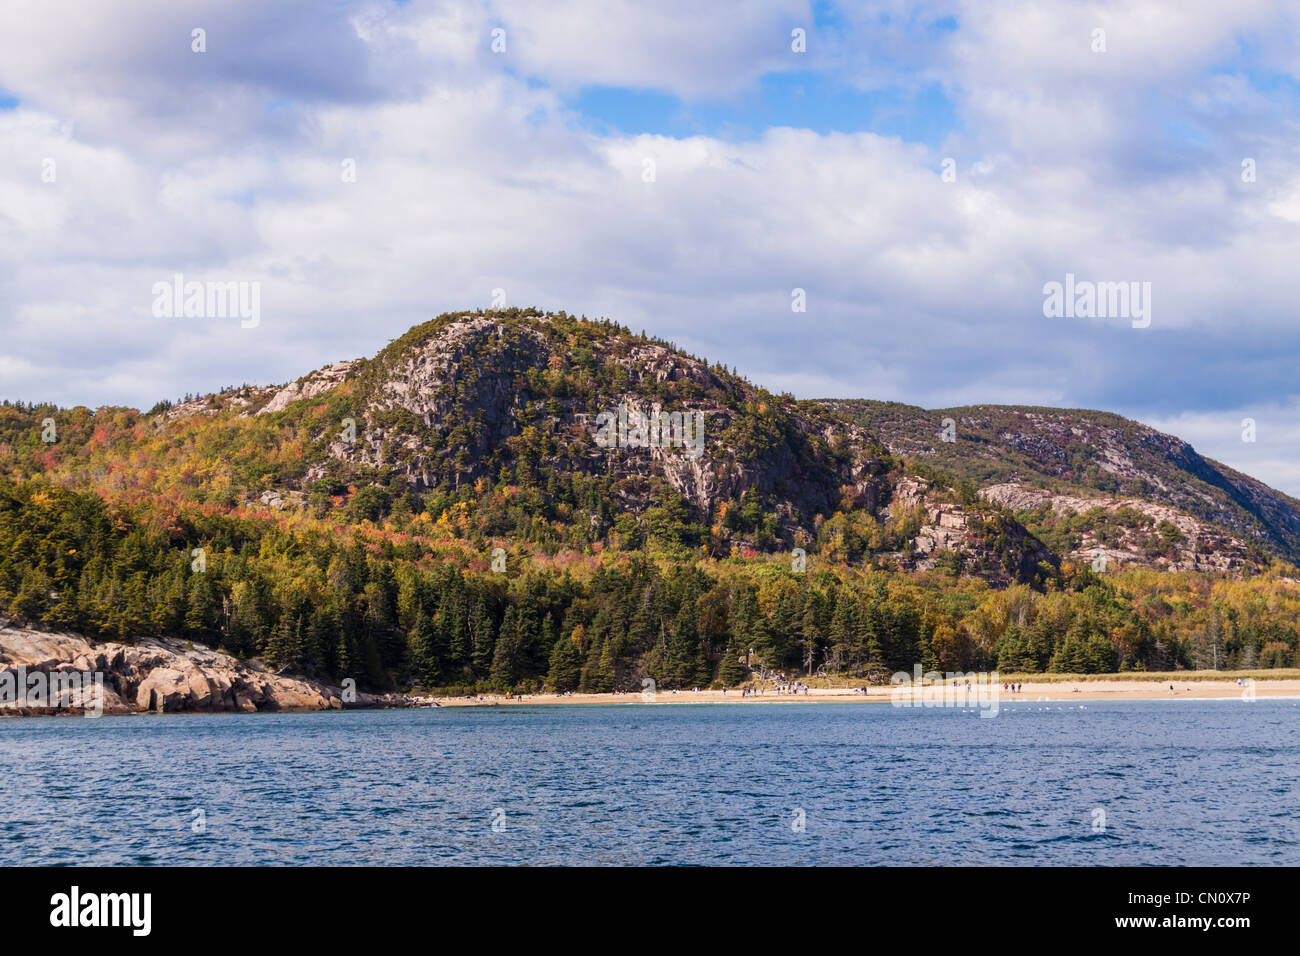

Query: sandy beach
434;678;1300;707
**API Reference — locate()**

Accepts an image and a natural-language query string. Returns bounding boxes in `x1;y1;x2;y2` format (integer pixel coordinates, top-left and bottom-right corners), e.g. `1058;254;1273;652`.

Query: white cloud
2;1;1300;495
1141;402;1300;500
483;0;814;98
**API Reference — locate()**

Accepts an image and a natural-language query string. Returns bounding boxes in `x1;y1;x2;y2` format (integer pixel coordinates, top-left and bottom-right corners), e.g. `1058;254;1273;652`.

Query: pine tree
546;630;583;692
799;591;820;676
156;566;188;636
408;609;439;686
859;600;888;679
303;604;337;675
717;637;749;685
827;590;855;671
581;635;615;692
1082;634;1118;673
41;585;82;632
268;598;305;670
335;630;357;681
363;580;403;669
665;605;700;688
469;593;496;678
598;637;618;691
443;585;470;675
915;621;938;672
225;580;265;658
184;573;218;645
995;624;1035;673
490;606;523;688
1048;634;1085;673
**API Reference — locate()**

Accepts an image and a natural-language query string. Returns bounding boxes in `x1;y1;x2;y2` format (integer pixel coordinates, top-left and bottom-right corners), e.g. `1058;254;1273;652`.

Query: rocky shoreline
0;627;439;716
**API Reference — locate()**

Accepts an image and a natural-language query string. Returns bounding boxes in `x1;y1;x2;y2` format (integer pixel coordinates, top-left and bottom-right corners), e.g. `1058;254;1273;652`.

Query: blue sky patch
570;72;957;145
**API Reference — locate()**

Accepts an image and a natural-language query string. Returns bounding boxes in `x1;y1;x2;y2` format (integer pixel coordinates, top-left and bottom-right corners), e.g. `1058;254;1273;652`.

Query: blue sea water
2;700;1297;865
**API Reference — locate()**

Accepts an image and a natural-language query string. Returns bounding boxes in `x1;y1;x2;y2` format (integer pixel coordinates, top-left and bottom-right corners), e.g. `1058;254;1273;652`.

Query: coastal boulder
135;668;192;713
1;627;343;717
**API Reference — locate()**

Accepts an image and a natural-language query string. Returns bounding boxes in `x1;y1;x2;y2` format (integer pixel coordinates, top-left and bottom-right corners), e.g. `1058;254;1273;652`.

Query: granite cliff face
0;627;345;715
824;399;1300;565
8;310;1300;585
254;311;897;542
883;476;1058;585
130;312;1300;579
978;482;1259;575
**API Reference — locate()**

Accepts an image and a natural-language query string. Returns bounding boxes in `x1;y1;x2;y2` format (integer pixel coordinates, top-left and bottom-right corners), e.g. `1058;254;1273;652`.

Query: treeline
2;481;1298;693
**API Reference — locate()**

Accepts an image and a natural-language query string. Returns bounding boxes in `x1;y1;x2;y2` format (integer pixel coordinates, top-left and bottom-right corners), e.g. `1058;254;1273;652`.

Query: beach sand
433;678;1300;707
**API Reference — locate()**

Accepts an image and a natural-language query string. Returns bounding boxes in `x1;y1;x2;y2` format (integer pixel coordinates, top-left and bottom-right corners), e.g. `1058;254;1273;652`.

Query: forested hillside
825;399;1300;562
2;309;1299;691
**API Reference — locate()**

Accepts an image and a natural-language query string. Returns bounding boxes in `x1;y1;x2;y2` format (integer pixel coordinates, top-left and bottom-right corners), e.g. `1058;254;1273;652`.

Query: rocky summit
6;309;1300;582
2;308;1299;691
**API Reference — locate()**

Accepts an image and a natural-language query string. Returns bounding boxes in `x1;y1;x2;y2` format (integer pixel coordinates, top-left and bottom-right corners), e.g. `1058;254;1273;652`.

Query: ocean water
2;700;1297;865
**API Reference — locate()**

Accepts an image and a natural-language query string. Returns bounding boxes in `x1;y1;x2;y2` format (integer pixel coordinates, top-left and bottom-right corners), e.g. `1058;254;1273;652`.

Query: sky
2;1;1300;493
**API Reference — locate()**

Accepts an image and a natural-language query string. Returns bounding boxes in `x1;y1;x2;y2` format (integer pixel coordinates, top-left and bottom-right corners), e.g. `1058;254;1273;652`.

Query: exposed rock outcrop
284;313;890;541
979;482;1258;574
885;476;1057;585
256;361;355;416
97;311;1299;579
0;628;344;716
824;399;1300;563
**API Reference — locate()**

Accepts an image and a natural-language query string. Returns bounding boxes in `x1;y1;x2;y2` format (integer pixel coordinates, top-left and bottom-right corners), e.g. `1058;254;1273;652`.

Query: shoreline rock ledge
0;626;383;716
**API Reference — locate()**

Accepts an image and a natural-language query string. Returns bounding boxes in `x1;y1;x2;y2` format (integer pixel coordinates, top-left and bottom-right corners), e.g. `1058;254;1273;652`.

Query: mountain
2;308;1299;689
820;400;1300;568
287;309;895;540
6;309;1299;579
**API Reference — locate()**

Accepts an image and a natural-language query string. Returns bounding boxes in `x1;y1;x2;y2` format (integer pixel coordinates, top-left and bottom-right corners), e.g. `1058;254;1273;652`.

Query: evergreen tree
184;573;218;645
995;625;1036;673
581;635;614;692
408;609;439;685
490;606;524;687
914;620;938;672
469;593;496;678
717;637;749;685
665;604;701;688
827;590;855;671
799;590;821;675
546;630;583;692
859;600;888;678
1048;634;1085;673
306;603;340;676
268;598;305;670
